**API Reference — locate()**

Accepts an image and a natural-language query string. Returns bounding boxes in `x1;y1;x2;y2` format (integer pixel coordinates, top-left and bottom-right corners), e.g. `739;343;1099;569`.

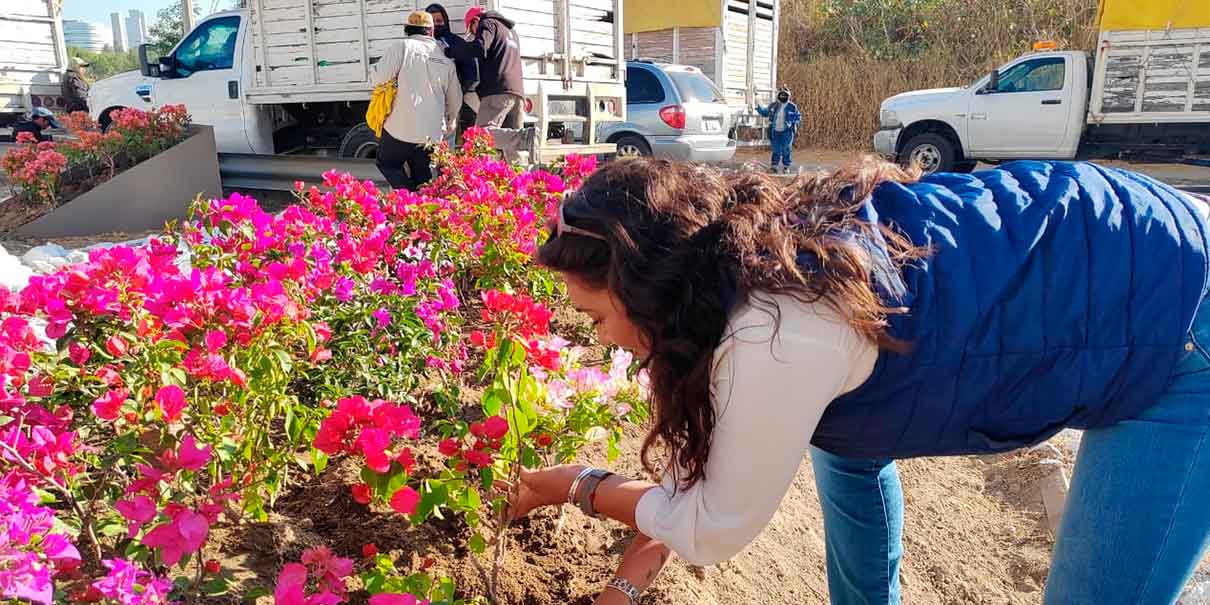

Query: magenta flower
372;308;392;331
91;388;127;421
141;508;209;567
204;329;227;352
174;435;211;471
92;558;172;605
115;495;157;537
154;385;187;422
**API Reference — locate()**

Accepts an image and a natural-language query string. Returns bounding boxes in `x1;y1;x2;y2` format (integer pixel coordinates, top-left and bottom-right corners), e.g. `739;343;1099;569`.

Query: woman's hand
498;464;586;521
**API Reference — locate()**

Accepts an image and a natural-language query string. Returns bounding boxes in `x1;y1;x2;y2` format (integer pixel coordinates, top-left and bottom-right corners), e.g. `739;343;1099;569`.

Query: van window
667;69;724;103
626;67;665;104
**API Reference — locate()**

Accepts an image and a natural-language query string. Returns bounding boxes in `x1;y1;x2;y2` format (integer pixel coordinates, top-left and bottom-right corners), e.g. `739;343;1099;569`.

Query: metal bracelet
577;468;613;518
567;466;595;505
605;577;641;604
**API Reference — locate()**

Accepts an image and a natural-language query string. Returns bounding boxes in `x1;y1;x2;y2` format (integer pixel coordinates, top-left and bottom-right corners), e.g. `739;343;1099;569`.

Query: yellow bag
366;80;397;138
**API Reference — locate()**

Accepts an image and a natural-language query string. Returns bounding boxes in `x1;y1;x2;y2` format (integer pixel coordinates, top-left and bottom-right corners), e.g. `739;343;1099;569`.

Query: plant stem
0;437;104;564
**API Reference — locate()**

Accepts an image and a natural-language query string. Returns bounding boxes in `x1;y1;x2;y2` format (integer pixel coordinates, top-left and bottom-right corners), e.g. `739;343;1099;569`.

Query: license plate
702;118;722;133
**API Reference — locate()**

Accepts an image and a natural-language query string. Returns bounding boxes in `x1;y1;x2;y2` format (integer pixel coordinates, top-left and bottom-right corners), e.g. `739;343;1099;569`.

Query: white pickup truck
88;0;626;161
875;22;1209;173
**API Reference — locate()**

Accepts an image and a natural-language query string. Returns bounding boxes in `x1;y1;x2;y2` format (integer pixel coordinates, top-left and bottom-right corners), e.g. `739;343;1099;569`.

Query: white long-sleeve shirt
370;35;461;144
634;293;877;566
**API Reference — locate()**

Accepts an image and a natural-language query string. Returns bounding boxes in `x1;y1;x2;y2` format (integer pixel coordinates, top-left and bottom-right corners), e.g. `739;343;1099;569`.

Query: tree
147;2;202;57
67;47;139;80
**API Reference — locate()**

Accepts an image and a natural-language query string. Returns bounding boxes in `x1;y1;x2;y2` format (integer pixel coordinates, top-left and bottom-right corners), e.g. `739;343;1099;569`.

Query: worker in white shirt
370;10;461;191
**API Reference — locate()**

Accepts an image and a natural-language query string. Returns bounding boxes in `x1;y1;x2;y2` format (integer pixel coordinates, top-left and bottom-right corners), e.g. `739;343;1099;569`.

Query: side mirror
158;57;174;78
138;44;155;77
987;69;1000;93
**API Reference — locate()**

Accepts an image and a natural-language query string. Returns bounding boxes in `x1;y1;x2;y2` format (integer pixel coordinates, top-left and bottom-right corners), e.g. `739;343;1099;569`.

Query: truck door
152;15;251;153
967;55;1072;157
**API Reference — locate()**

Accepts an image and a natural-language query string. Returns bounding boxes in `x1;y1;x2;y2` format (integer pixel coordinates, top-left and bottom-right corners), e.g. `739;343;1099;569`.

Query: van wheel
615;135;651;158
901;133;956;174
338;123;379;159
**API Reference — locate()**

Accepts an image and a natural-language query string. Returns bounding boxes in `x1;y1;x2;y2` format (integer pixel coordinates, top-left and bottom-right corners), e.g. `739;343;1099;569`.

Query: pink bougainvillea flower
174;435;211;471
204;330;227;352
350;483;371;504
104;335;129;357
115;495;157;537
153;385;187;422
437;438;460;457
389;486;419;515
481;415;509;440
141;509;209;567
67;342;91;366
463;450;492;468
91;389;127;421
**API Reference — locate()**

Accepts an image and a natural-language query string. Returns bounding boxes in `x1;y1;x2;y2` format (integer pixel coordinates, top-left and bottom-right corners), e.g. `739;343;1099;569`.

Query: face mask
778;95;788;102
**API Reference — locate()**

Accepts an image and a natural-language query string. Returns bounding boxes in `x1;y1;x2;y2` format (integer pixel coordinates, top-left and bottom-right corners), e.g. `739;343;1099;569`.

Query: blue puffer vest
810;161;1210;459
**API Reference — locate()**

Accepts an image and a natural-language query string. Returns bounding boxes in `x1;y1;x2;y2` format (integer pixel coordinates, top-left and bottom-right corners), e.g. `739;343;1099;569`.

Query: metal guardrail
218;153;388;191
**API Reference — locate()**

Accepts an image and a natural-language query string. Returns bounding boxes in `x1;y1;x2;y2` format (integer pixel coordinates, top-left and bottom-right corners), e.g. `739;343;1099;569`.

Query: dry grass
777;0;1100;150
780;54;959;150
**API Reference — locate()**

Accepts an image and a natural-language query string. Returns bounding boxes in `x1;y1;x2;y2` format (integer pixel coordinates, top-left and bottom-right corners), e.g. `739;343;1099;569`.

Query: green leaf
364;574;385;594
480;467;494;491
312;450;329;474
468;533;486;554
520;446;541;468
202;578;231;596
458;486;481;510
414;481;449;522
242;587;272;603
481;387;508;417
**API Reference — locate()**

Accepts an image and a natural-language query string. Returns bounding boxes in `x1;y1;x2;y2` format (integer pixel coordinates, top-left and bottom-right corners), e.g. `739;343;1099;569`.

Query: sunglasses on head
556;191;606;241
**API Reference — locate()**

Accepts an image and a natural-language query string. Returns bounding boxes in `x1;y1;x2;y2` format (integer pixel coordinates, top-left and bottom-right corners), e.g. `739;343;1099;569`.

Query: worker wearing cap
11;107;60;143
456;6;536;163
369;10;462;191
63;56;90;114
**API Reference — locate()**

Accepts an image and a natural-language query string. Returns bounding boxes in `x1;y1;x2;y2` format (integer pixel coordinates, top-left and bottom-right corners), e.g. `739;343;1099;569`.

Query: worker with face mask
426;3;480;142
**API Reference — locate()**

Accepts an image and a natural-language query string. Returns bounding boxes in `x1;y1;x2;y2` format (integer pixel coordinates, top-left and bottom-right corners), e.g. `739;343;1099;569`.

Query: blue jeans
813;306;1210;604
771;130;794;167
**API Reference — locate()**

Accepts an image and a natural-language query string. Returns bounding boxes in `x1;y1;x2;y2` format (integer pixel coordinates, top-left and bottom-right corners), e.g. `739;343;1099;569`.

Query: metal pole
182;0;195;35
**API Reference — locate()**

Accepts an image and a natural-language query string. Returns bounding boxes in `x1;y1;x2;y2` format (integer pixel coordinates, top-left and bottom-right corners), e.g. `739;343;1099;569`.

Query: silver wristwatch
605;577;641;604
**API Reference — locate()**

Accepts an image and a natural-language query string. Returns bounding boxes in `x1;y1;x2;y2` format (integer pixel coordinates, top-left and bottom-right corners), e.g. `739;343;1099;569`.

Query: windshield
667;69;725;103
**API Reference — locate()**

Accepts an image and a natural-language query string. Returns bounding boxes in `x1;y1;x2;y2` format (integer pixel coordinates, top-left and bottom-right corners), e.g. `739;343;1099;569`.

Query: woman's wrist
541;464;587;507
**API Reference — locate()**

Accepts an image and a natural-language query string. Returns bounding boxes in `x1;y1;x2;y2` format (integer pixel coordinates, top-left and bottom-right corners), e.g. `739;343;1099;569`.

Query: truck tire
900;133;957;174
953;161;977;173
614;135;651;158
338;123;379;159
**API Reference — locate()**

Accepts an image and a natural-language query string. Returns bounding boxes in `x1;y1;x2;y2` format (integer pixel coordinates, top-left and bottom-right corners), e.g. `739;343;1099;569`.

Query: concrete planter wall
12;125;221;238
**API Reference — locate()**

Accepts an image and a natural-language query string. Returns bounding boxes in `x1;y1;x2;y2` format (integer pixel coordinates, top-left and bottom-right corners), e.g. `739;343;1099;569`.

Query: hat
406;10;434;28
464;6;484;25
69;56;89;69
31;106;61;128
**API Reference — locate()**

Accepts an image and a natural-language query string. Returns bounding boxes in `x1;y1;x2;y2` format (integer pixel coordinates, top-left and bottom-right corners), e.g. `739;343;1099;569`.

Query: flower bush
0;131;637;604
1;106;190;207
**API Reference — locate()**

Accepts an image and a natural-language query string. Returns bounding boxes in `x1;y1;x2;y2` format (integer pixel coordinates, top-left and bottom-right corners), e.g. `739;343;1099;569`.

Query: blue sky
64;0;227;27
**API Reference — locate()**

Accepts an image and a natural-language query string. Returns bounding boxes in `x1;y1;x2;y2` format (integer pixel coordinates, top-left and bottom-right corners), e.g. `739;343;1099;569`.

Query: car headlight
880;110;902;129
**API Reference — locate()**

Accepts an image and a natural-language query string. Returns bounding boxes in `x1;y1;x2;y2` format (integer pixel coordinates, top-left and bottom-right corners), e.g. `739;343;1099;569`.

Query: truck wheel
901;133;957;174
615;135;651;158
338;123;379;159
953;161;977;173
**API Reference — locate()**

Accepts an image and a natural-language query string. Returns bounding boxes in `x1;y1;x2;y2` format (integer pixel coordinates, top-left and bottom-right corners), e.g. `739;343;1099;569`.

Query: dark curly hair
537;156;923;488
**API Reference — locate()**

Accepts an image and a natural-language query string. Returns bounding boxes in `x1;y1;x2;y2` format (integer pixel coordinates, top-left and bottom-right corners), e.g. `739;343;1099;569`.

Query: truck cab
89;10;274;154
875;50;1090;173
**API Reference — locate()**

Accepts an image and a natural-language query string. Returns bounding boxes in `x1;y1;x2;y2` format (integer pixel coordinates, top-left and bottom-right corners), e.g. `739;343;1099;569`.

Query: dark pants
376;130;432;191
